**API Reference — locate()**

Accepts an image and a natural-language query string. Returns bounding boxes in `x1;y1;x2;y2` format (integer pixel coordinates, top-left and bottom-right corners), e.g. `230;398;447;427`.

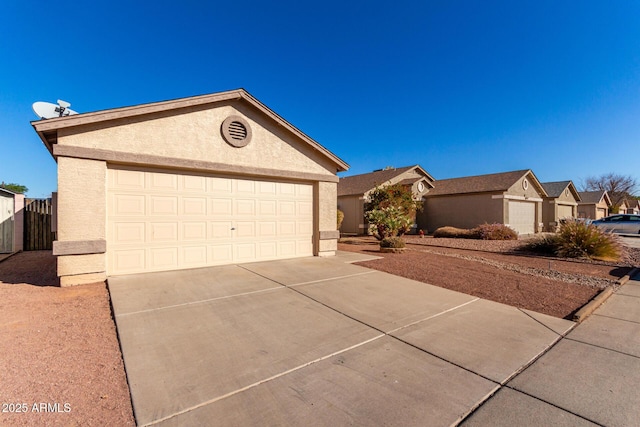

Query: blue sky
1;1;639;197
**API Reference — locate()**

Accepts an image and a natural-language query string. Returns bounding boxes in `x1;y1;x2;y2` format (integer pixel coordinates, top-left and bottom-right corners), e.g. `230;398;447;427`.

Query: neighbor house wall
317;181;338;256
421;193;503;233
13;193;24;252
542;190;578;231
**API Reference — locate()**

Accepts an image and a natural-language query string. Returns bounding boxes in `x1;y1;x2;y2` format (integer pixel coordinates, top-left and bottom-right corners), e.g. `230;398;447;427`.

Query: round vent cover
221;116;252;147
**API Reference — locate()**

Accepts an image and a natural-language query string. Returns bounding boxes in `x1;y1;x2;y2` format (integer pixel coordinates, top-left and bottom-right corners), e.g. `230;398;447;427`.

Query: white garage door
557;205;573;220
107;168;313;275
508;201;536;235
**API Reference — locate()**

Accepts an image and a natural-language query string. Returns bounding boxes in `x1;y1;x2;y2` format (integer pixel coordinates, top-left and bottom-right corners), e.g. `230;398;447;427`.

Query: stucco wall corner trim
52;240;107;256
319;230;340;240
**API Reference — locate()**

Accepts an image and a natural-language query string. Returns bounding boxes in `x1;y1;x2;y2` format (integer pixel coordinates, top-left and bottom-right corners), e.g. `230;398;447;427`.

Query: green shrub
365;184;422;240
473;223;518;241
432;226;477;239
380;237;406;248
555;219;621;260
337;209;344;230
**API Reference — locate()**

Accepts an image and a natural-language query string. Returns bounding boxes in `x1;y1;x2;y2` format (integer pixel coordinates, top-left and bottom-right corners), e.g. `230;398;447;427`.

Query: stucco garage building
0;188;24;254
32;89;348;286
337;165;434;235
577;190;611;219
418;170;547;235
540;181;581;231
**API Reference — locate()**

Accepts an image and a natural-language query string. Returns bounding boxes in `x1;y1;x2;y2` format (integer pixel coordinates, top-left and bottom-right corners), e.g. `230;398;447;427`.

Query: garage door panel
557;205;573;219
209;245;233;264
149;247;178;269
182;198;207;215
113;194;145;215
210;177;232;193
113;222;145;243
112;249;146;273
111;169;145;189
108;169;313;275
150;197;178;216
183;175;207;192
183;222;207;240
211;221;233;238
149;172;178;190
181;246;207;266
211;198;232;215
149;223;178;242
235;243;256;261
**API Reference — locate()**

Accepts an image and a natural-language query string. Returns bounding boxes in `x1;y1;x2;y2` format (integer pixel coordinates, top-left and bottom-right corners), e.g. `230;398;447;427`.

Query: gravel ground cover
0;251;135;427
339;236;639;319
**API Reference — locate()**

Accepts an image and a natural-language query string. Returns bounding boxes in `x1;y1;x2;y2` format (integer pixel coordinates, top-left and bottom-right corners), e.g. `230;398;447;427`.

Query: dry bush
433;226;477;239
473;223;518;241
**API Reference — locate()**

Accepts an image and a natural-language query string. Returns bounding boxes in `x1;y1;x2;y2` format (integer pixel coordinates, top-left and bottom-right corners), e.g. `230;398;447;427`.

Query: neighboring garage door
107;167;313;275
557;204;573;220
596;208;607;219
508;201;536;235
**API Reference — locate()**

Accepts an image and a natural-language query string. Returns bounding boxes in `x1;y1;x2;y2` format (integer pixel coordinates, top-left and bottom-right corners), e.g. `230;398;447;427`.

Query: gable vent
221;115;252;148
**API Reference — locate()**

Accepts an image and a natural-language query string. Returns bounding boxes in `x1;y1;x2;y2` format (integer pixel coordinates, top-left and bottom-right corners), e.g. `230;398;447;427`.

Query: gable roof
427;169;547;197
577;190;611;205
541;181;581;201
31;89;349;172
338;165;434;197
628;199;640;209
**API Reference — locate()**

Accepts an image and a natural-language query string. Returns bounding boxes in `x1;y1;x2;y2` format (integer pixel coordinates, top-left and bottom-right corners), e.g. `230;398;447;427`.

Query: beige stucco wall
57;102;336;179
420;193;504;233
317;181;337;256
53;102;341;284
56;157;106;285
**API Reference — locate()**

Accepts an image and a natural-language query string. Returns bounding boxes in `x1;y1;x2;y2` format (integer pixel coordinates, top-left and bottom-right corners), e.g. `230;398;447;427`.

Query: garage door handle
230;227;235;230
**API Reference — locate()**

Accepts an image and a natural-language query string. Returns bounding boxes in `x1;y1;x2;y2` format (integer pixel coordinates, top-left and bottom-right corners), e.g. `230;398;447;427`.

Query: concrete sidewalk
107;252;636;426
462;273;640;426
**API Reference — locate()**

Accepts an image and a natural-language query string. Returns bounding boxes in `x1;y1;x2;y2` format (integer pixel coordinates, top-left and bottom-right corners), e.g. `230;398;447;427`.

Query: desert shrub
432;226;477;239
365;184;423;240
337;209;344;230
522;234;560;255
555;219;621;260
380;237;406;248
473;223;518;241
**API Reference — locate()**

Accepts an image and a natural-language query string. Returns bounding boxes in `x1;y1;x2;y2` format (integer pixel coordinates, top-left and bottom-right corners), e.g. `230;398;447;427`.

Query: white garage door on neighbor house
508;201;536;235
107;167;313;275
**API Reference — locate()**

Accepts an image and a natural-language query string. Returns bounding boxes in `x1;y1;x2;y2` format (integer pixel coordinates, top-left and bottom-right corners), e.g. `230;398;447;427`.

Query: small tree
364;184;423;240
582;173;638;210
0;182;28;194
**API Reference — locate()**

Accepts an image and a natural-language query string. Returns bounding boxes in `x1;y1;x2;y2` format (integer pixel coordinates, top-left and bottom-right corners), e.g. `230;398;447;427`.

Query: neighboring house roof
0;187;17;196
629;199;640;209
427;169;548;197
31;88;349;172
541;181;581;201
338;165;435;197
577;190;612;206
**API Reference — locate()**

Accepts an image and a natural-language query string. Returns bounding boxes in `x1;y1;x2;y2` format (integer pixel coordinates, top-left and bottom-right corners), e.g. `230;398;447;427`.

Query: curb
573;267;639;323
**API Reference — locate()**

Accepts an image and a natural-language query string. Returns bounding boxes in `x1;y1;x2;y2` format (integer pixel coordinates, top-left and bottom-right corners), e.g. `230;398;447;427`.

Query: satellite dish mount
32;99;79;119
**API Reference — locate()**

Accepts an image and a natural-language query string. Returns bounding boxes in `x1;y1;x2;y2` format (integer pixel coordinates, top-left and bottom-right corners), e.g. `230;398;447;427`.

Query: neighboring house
626;199;640;215
0;188;24;253
32;89;348;286
337;165;435;235
617;199;629;214
540;181;581;231
418;170;548;235
577;191;611;219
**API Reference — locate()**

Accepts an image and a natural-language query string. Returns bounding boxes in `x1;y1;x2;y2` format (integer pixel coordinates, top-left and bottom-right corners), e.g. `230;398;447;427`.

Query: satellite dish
32;99;78;119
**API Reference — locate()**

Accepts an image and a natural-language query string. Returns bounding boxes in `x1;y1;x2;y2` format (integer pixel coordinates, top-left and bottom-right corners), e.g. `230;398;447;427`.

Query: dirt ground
0;251;135;427
0;241;636;426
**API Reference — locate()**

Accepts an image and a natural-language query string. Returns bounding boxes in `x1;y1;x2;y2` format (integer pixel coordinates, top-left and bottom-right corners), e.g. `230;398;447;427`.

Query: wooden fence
23;198;55;251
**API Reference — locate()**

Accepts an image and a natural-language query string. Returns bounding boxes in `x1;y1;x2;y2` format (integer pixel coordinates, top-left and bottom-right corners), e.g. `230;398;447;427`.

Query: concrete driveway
108;252;574;426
